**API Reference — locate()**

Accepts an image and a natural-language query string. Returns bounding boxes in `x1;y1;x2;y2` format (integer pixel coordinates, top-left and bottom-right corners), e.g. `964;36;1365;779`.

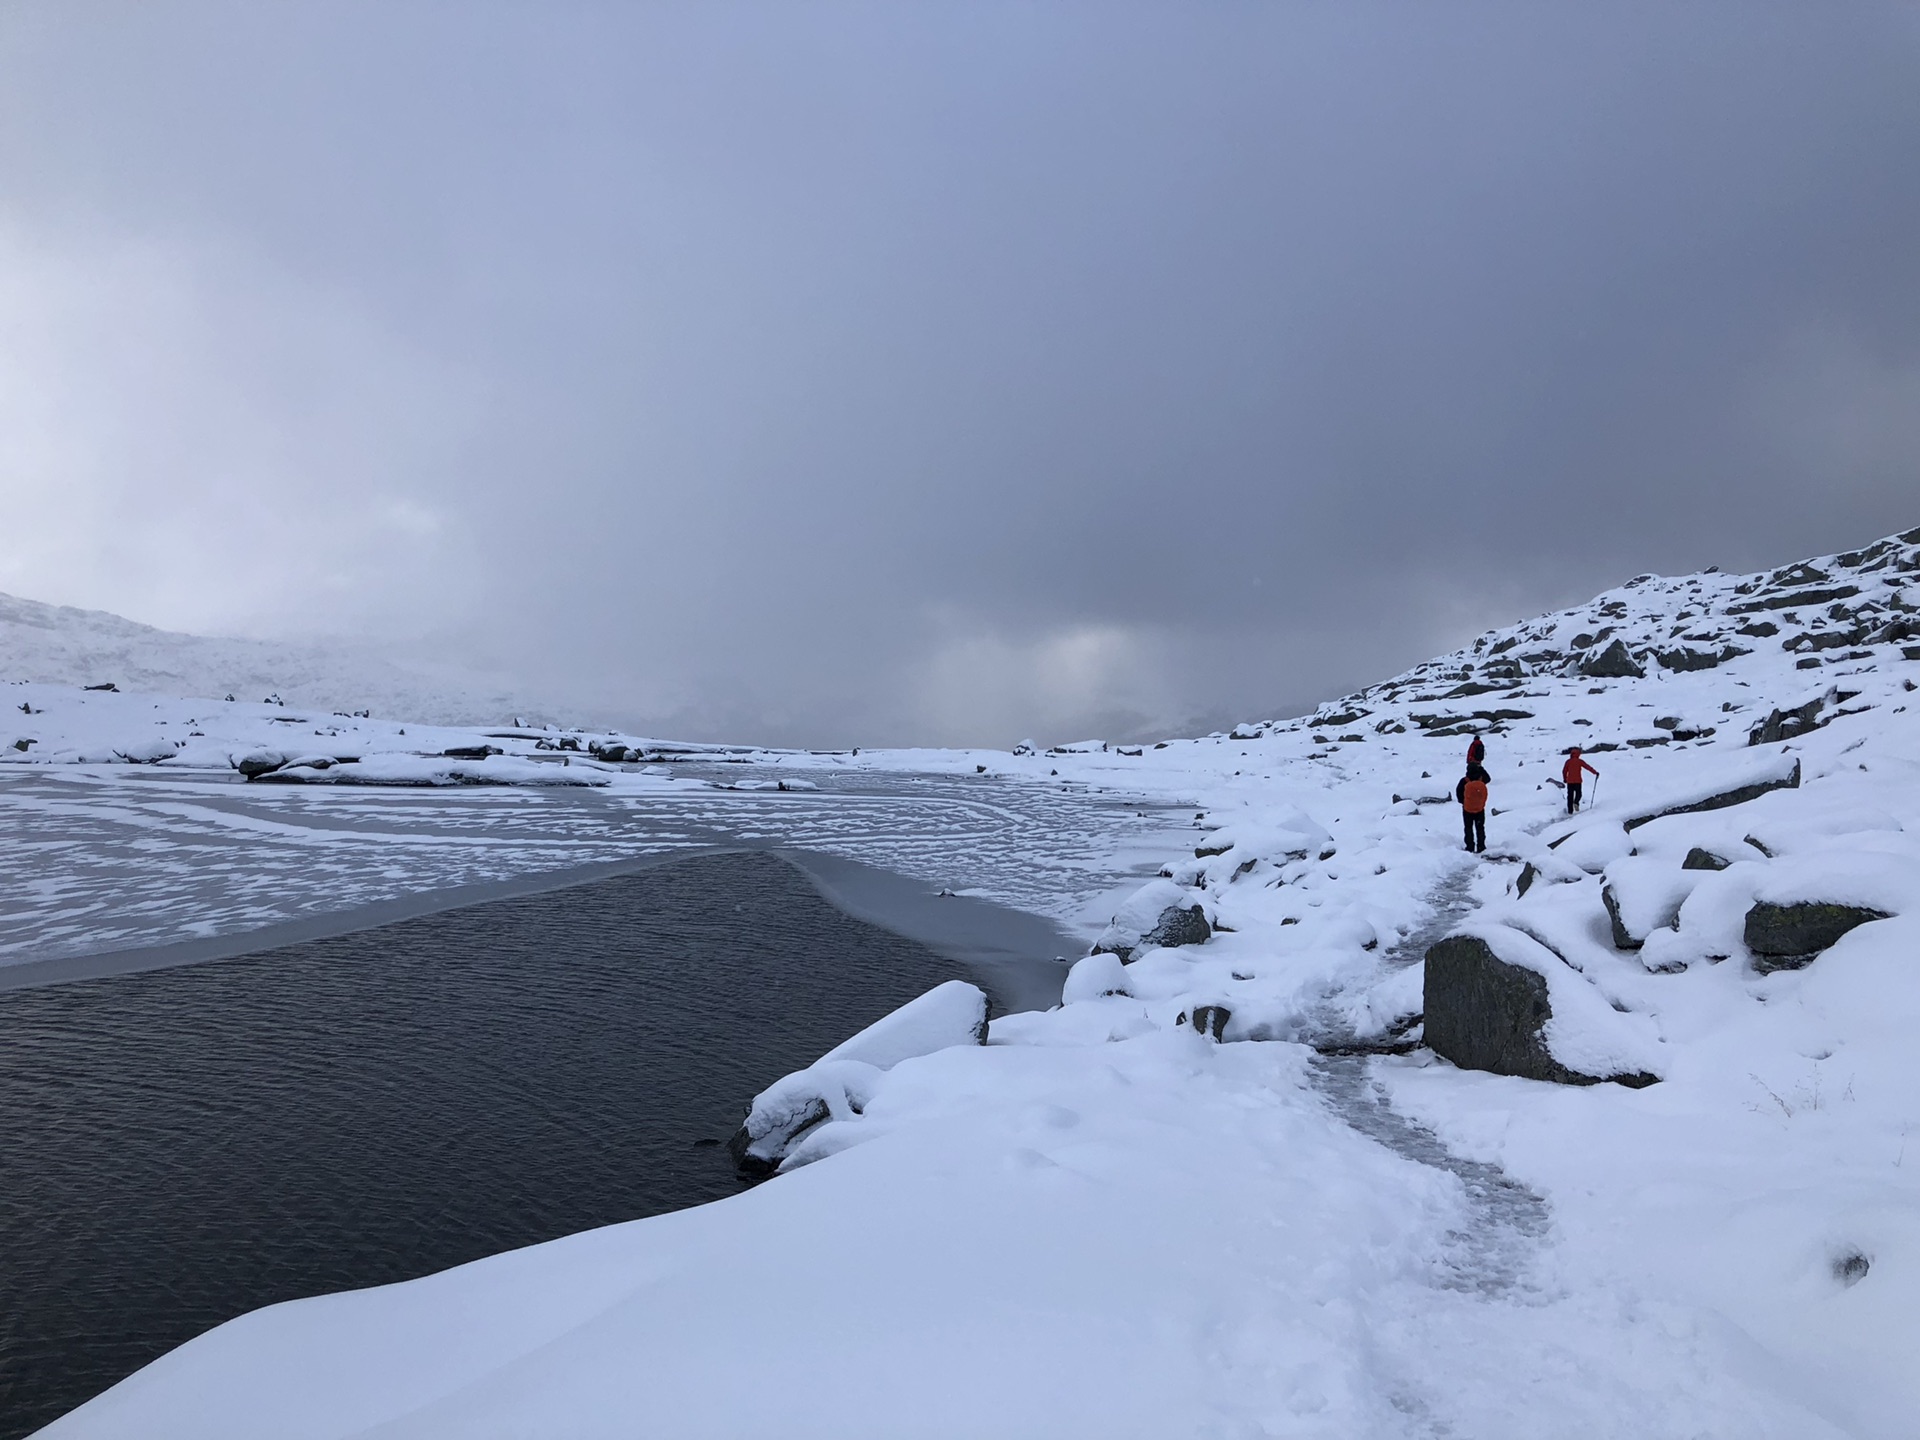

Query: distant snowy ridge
1263;522;1920;747
0;590;540;727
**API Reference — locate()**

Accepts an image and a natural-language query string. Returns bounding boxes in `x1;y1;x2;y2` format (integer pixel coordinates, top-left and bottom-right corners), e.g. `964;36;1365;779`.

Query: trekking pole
1589;773;1599;812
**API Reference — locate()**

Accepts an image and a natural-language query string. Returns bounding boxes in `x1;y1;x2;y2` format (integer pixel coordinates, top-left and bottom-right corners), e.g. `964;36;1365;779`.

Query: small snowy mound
1192;805;1333;864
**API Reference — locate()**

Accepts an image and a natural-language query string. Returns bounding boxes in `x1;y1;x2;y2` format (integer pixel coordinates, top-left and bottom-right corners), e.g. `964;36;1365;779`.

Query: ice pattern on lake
0;762;1185;966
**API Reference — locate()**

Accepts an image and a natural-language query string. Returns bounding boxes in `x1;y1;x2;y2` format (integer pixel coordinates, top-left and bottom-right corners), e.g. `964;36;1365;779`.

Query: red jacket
1563;754;1597;785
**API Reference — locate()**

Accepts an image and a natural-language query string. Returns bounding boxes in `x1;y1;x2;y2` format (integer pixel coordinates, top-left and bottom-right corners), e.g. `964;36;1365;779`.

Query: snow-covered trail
1309;1056;1550;1298
1307;863;1550;1304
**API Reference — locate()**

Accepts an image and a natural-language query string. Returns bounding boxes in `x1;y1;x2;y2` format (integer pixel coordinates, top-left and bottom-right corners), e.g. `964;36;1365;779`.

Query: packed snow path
1309;1056;1549;1298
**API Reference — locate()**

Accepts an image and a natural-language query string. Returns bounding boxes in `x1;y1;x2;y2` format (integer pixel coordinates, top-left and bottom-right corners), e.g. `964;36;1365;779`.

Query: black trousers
1463;810;1485;852
1567;782;1583;814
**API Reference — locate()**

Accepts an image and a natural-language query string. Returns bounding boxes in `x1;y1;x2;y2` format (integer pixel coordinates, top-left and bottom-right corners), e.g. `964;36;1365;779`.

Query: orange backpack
1463;779;1488;813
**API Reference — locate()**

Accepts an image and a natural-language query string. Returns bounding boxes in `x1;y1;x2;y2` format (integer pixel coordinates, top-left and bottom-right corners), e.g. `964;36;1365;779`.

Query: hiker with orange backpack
1562;747;1598;814
1455;761;1490;853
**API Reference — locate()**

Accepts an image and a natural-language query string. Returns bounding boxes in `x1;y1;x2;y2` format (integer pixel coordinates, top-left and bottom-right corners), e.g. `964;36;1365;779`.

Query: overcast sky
2;3;1917;746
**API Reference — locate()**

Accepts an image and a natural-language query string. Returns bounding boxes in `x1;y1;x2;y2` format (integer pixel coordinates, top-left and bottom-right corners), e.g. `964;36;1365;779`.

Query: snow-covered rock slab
255;754;606;787
1619;752;1800;831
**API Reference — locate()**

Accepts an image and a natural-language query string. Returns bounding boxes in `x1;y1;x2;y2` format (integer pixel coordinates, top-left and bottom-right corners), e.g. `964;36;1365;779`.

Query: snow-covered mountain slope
0;591;538;726
36;525;1920;1440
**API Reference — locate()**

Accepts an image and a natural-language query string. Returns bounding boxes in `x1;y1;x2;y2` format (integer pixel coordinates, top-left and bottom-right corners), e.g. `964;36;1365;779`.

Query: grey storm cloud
2;2;1917;746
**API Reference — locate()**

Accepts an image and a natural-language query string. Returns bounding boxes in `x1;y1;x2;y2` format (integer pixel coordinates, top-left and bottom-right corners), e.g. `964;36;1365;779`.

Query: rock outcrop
1579;639;1644;679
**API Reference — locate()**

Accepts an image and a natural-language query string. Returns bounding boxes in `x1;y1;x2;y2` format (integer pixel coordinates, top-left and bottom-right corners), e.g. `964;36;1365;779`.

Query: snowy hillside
34;524;1920;1439
0;591;539;727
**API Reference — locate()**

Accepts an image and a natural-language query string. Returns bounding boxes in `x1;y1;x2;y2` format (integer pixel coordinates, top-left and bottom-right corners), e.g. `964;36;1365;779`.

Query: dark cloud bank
2;3;1916;746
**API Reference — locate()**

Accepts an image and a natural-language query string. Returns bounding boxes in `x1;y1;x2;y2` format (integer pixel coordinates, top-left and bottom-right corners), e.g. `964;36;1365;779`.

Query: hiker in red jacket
1562;747;1598;814
1466;733;1486;766
1455;763;1489;853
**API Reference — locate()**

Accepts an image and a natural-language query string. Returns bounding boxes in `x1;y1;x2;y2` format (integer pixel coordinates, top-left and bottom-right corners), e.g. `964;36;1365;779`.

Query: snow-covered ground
29;526;1920;1438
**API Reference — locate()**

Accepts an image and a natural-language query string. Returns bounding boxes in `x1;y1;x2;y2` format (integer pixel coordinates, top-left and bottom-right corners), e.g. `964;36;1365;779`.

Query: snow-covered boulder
231;748;291;779
1424;925;1661;1087
1738;850;1910;970
1600;855;1705;955
1089;878;1213;963
727;980;989;1177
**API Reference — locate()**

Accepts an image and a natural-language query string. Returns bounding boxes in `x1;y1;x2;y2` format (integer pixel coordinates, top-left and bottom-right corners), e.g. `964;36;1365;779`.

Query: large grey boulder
1424;934;1659;1087
1579;639;1645;679
1744;902;1890;973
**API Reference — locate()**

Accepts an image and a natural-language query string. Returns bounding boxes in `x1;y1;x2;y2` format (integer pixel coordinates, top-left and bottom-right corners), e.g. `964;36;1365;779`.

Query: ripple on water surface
0;849;962;1438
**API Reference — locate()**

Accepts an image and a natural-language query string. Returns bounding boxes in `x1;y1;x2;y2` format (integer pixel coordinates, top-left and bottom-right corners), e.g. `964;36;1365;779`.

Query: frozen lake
0;761;1189;974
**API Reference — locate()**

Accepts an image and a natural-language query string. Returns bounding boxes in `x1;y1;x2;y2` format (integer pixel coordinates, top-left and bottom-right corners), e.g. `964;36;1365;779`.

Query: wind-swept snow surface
34;526;1920;1438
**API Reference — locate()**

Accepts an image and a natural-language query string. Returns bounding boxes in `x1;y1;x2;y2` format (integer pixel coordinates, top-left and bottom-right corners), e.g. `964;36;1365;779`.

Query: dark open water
0;850;968;1438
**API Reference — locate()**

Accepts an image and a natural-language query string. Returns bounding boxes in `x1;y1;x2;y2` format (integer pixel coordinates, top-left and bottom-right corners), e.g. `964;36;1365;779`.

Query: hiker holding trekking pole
1562;747;1598;814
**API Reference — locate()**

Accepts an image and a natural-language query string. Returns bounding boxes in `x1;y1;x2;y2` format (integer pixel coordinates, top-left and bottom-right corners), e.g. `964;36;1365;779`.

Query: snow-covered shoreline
28;526;1920;1438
